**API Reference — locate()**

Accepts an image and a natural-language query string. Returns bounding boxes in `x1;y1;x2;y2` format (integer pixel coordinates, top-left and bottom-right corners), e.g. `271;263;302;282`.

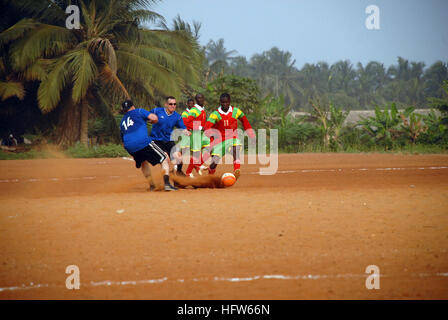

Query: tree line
0;0;203;147
0;0;447;152
205;40;448;112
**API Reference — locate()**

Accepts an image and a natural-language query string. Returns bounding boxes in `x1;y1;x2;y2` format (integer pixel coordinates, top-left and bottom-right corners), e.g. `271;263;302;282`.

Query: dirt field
0;153;447;299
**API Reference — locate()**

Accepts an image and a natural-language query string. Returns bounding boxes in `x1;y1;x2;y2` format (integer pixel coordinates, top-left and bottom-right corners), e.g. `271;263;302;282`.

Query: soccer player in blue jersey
120;100;178;192
149;96;190;178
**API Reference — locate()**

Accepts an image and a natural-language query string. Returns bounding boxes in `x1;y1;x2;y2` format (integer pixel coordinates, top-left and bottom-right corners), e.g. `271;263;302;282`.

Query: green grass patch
0;149;52;160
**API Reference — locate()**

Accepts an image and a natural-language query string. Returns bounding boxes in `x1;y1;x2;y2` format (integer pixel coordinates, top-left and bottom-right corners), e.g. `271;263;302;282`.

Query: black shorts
152;140;178;157
130;141;167;168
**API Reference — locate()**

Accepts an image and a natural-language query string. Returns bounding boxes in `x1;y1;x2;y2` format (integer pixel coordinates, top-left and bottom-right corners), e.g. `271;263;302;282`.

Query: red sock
194;154;205;171
186;157;196;175
233;160;241;171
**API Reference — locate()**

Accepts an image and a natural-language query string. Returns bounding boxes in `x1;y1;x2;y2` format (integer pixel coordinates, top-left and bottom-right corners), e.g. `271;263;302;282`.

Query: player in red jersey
176;98;195;175
203;93;255;178
183;94;211;177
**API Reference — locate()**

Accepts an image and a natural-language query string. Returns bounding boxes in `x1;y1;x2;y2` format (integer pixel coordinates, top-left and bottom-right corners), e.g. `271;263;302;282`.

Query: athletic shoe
175;170;187;177
198;165;208;176
234;169;241;179
149;184;156;191
189;173;195;178
164;184;178;191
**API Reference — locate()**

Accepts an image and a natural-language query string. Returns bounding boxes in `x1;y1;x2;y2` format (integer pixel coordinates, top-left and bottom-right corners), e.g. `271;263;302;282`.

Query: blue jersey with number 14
149;107;186;141
120;108;152;153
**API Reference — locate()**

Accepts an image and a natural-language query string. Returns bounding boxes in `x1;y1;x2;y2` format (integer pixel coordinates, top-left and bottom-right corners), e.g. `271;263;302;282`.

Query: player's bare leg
232;145;241;179
162;155;178;191
141;160;155;191
172;151;186;177
198;147;211;175
208;155;220;175
176;147;189;175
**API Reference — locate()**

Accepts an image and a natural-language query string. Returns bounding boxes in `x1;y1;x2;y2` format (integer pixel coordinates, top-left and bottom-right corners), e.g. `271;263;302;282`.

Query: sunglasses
168;103;176;106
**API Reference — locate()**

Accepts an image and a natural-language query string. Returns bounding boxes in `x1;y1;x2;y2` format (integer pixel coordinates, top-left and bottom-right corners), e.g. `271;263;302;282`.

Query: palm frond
20;58;52;81
119;72;155;105
87;37;118;73
119;42;198;82
10;23;76;70
0;18;39;46
129;0;163;11
98;63;129;100
131;9;165;24
116;49;180;97
96;0;119;36
37;55;72;113
0;81;25;101
68;48;98;104
79;0;95;37
9;0;66;25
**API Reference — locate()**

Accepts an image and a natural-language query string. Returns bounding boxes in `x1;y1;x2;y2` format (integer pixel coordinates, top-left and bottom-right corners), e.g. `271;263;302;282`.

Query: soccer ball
221;172;236;187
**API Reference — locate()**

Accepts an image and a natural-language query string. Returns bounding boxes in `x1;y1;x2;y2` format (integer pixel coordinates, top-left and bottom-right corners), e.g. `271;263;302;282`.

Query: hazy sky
151;0;448;69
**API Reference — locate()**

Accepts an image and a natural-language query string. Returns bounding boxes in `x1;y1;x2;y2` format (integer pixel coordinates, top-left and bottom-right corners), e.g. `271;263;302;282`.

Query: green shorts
182;131;211;152
211;138;242;157
180;134;191;149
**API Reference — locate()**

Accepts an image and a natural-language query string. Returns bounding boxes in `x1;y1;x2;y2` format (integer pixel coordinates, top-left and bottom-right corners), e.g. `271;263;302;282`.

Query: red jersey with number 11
204;106;255;144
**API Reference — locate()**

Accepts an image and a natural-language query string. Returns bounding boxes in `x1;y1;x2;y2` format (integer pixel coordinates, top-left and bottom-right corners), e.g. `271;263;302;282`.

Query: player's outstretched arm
176;114;187;130
147;113;158;124
238;114;256;139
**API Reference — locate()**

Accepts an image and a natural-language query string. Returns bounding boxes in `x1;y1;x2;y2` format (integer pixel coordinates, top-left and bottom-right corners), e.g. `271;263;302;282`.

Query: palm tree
249;47;302;109
423;61;448;98
205;38;237;79
297;62;330;110
364;61;388;97
164;14;205;93
330;60;356;94
249;53;272;90
1;0;202;146
0;0;29;102
229;56;251;77
168;14;202;42
355;62;371;108
385;57;426;106
264;47;301;101
387;57;411;81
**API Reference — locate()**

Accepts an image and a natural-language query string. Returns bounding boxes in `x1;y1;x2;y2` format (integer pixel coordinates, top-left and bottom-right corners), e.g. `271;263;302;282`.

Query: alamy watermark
65;5;80;29
365;5;380;30
170;125;279;175
65;265;80;289
365;265;380;289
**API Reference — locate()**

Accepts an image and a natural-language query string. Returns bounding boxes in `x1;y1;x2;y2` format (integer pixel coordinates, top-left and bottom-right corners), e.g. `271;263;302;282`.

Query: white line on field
0;166;447;183
246;166;448;175
1;272;447;292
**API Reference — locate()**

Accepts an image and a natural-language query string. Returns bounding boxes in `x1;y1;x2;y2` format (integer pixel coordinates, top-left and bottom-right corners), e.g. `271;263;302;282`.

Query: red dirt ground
0;153;447;299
